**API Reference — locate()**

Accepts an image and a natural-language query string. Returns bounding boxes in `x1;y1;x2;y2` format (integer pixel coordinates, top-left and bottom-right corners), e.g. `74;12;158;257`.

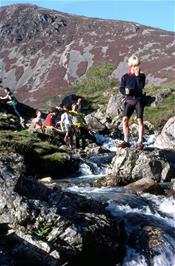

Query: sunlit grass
144;94;175;128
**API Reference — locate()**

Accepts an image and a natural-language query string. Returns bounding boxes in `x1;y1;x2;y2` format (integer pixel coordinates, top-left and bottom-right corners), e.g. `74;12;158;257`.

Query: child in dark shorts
118;55;146;151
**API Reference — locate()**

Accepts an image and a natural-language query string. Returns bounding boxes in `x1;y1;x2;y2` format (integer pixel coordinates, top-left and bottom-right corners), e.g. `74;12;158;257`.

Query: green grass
144;84;175;96
33;142;58;156
0;130;37;150
0;129;62;156
73;63;116;111
42;152;67;164
33;224;51;240
144;94;175;128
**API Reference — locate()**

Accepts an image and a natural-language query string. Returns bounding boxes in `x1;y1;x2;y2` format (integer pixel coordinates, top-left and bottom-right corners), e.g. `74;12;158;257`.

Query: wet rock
0;230;14;266
124;177;165;195
122;214;175;264
93;174;119;187
169;179;175;197
5;227;60;266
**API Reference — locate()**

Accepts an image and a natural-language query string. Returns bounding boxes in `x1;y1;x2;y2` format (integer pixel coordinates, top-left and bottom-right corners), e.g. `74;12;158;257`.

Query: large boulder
124;177;165;195
0;152;29;225
154;117;175;149
85;110;108;132
107;148;175;185
106;93;124;120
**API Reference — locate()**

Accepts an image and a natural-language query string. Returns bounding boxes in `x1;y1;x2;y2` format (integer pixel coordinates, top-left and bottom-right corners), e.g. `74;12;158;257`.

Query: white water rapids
60;134;175;266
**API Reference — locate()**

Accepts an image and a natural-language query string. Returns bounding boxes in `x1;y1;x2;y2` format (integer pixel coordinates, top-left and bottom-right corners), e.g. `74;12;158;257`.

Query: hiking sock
137;138;143;144
124;136;129;143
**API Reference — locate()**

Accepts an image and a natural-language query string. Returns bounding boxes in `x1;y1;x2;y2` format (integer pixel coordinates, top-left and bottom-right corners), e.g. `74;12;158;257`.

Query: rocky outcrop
0;115;80;178
85;111;109;133
106;93;124;120
154;116;175;149
0;151;123;266
107;148;175;185
0;153;29;225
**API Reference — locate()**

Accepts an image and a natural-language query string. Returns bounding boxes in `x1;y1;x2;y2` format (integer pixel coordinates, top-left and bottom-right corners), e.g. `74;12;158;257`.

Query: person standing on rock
118;55;146;151
60;105;74;148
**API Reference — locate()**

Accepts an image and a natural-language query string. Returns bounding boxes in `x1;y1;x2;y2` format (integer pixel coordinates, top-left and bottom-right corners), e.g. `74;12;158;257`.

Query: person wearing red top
45;113;53;127
44;108;63;136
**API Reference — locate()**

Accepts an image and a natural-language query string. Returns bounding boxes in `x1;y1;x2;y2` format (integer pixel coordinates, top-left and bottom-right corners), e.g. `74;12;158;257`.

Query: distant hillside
0;4;174;108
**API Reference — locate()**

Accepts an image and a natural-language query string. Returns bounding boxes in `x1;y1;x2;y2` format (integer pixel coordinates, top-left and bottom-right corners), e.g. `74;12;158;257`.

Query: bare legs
122;116;144;144
64;131;73;147
137;118;144;143
122;116;129;143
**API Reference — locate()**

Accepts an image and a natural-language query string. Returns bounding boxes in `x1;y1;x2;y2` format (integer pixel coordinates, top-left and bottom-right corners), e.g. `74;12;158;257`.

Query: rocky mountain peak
0;4;174;108
0;4;68;44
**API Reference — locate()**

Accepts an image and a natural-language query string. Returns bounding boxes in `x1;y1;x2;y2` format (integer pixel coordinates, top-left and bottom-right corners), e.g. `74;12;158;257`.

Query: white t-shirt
61;112;72;126
61;112;73;132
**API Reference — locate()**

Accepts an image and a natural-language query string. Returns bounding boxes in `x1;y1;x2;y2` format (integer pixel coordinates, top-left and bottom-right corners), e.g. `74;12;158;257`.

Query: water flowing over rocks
0;152;123;266
0;104;175;264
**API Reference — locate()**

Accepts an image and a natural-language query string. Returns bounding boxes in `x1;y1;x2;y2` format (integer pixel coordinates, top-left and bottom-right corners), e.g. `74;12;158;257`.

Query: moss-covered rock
0;122;79;178
0;113;21;130
38;152;79;178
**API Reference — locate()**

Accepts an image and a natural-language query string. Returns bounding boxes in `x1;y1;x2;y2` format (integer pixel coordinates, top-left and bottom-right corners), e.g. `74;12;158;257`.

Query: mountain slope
0;4;174;108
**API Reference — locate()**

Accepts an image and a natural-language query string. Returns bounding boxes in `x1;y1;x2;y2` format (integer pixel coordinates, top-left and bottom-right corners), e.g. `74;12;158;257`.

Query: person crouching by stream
60;105;74;148
0;87;25;127
118;54;146;151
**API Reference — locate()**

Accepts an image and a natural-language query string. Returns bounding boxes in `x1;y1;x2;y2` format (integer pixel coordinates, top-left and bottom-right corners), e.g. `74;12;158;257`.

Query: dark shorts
123;100;144;118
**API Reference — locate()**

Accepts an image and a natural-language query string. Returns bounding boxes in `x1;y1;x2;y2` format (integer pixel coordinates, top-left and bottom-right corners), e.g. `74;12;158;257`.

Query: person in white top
60;105;73;147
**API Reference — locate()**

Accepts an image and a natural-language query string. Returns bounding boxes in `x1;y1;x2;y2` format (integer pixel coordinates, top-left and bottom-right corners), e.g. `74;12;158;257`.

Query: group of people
0;53;147;151
28;98;95;149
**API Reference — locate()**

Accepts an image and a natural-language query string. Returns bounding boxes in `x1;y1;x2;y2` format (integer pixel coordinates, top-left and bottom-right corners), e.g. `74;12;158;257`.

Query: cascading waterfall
62;133;175;265
106;194;175;266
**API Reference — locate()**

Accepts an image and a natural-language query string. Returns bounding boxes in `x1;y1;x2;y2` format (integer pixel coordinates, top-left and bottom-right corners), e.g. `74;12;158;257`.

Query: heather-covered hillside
0;4;174;108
